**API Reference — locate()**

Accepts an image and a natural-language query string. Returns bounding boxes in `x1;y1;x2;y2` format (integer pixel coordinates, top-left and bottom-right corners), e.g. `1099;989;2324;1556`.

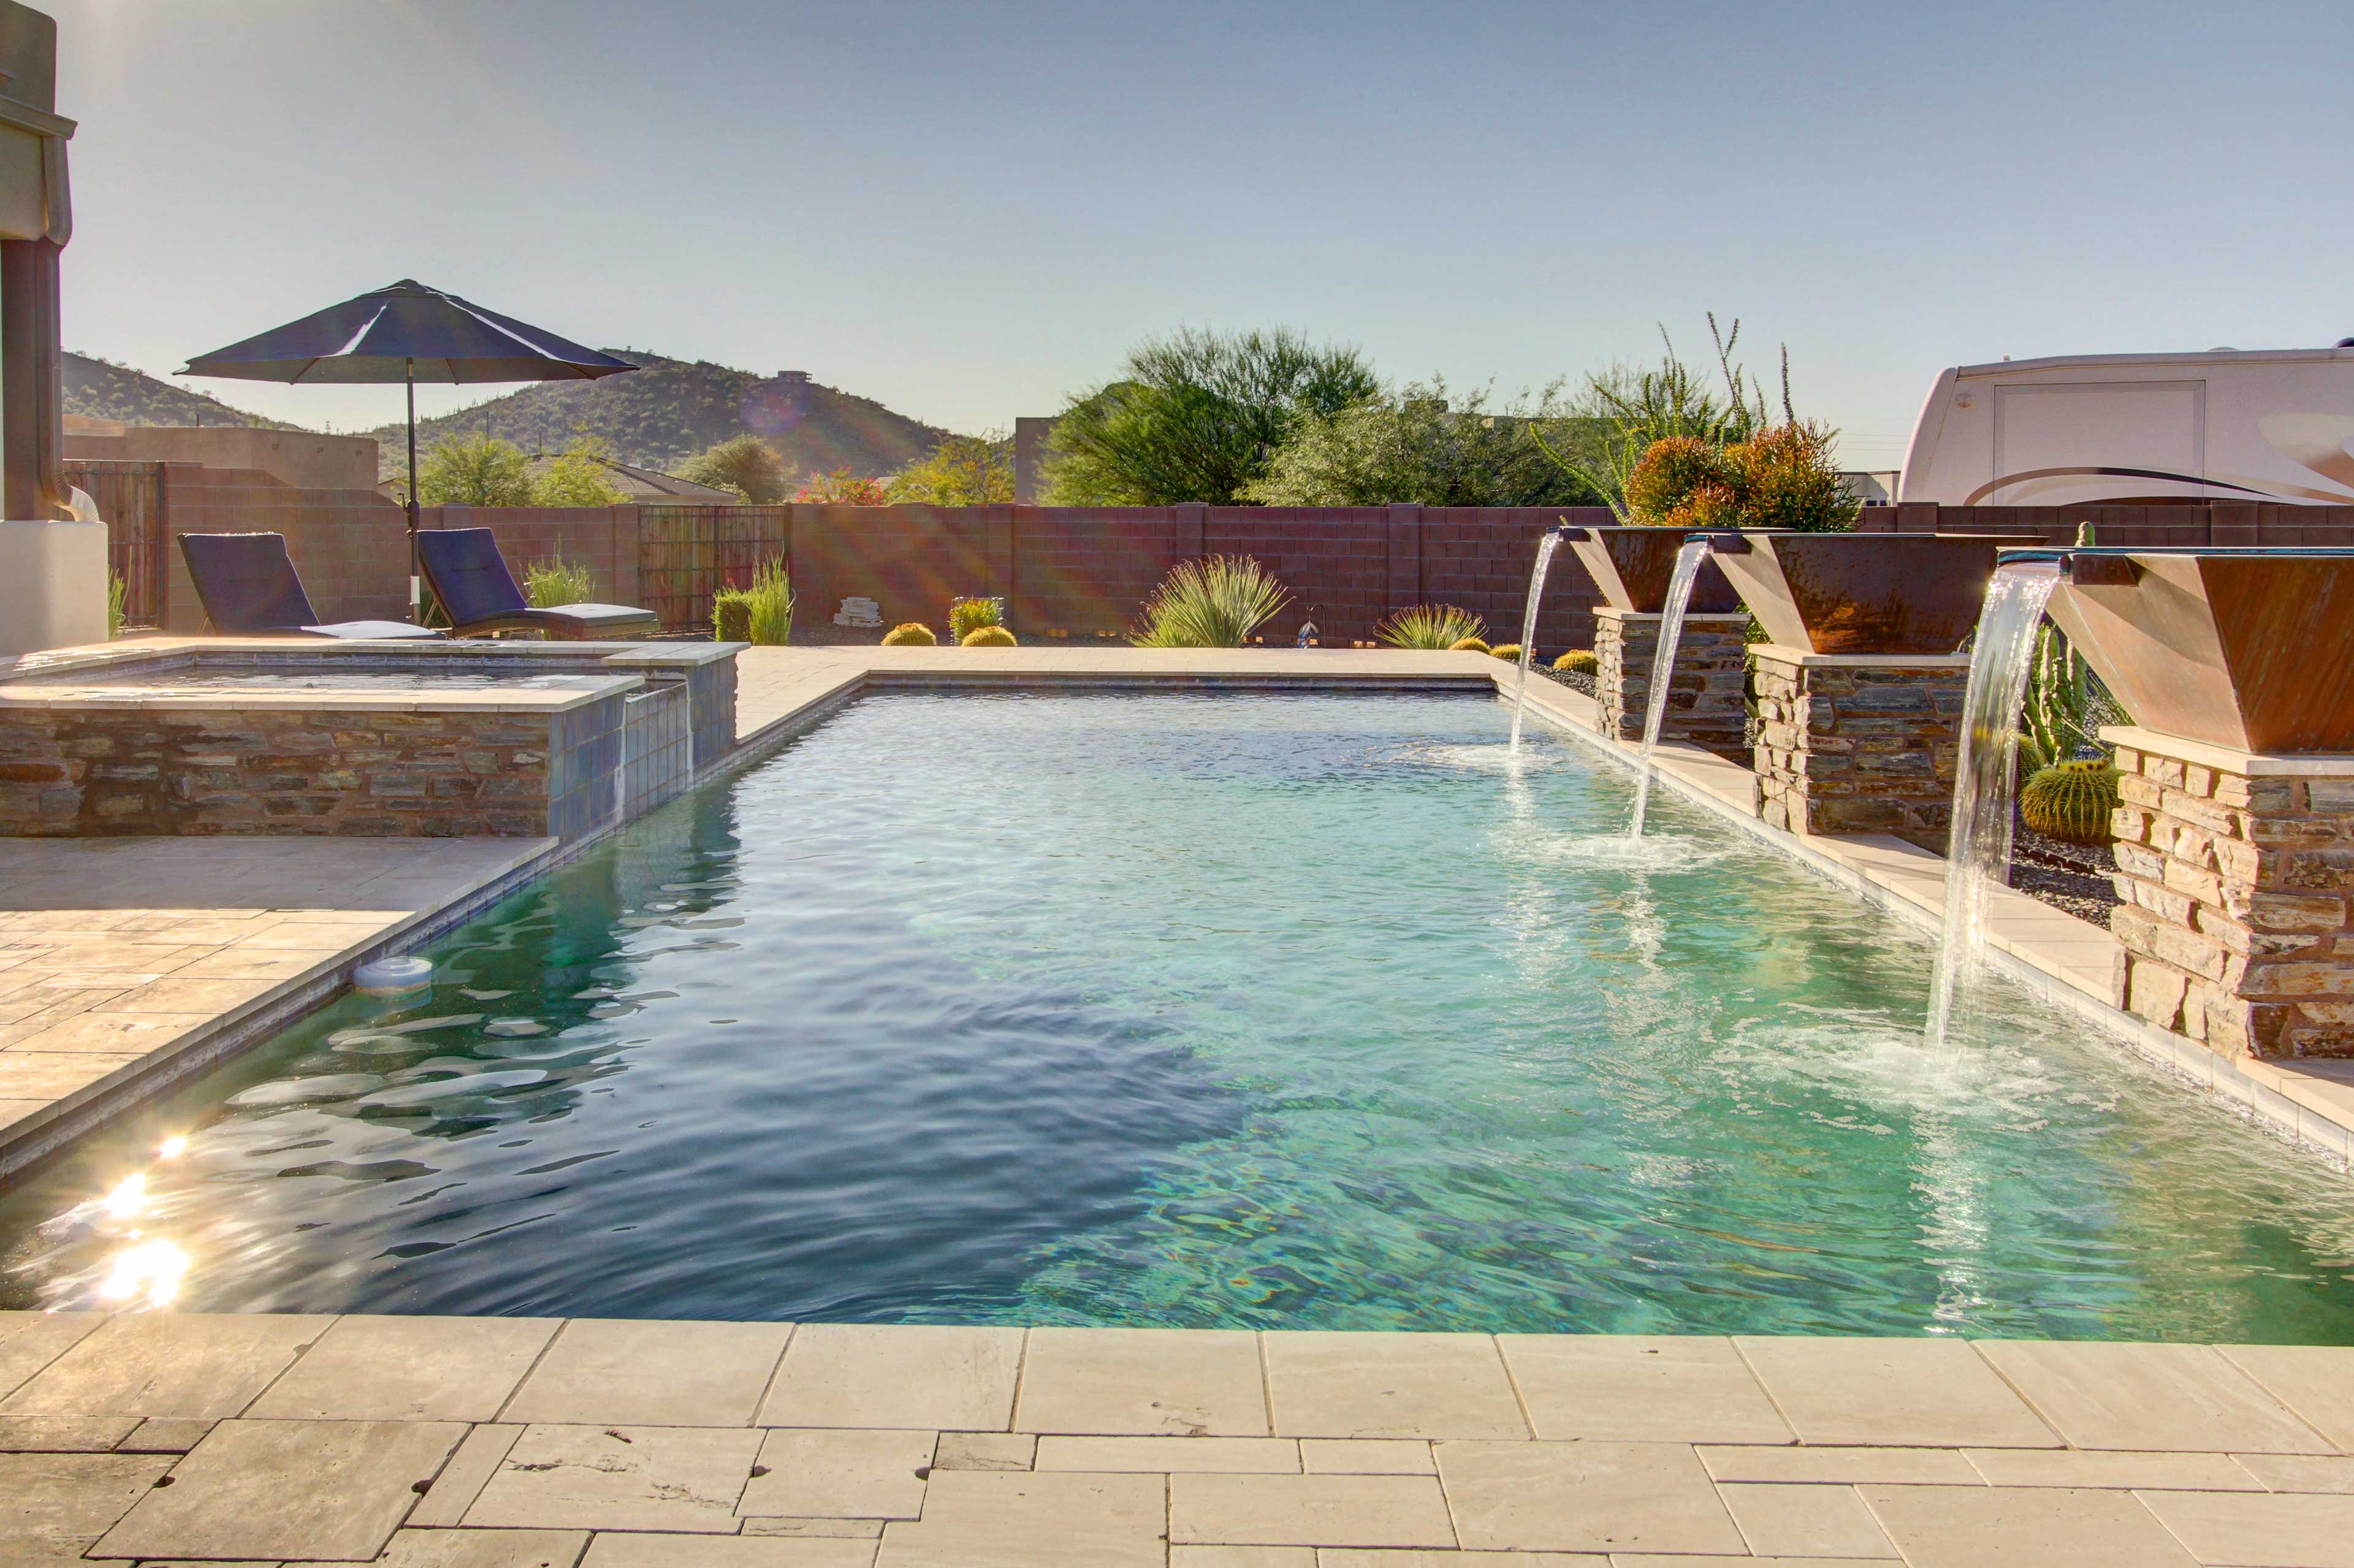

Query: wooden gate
64;460;167;628
636;506;789;628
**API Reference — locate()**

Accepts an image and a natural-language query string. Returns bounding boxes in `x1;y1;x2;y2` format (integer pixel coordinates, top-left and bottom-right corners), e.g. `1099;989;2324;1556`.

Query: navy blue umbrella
181;280;637;611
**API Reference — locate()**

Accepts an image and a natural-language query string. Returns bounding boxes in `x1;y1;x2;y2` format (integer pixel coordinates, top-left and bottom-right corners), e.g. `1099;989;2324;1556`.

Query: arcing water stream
1924;559;2062;1050
1627;539;1712;837
1507;529;1564;750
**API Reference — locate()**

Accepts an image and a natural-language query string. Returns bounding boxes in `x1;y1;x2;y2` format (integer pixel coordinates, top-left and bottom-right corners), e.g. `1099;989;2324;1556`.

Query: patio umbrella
180;279;636;612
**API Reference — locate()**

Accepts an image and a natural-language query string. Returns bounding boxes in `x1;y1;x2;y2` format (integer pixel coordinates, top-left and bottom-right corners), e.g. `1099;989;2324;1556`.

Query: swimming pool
6;691;2353;1339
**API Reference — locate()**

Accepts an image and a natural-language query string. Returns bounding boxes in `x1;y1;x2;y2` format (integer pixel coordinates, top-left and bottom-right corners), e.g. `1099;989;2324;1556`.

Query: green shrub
1553;649;1598;675
2021;758;2120;845
1449;636;1491;654
522;554;598;609
949;596;1005;642
1130;555;1290;647
1624;435;1730;525
882;622;937;646
962;625;1017;647
531;440;628;506
1488;642;1523;662
1377;604;1486;650
712;594;750;643
107;569;127;639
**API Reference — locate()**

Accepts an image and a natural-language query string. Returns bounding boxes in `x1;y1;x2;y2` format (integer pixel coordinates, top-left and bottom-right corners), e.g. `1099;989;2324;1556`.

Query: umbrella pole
405;359;420;618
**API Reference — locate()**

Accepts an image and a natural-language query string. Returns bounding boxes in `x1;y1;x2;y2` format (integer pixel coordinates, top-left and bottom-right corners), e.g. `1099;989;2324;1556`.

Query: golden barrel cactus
1449;636;1491;654
961;625;1016;647
880;623;937;646
1554;649;1598;675
2020;758;2121;845
1488;642;1523;662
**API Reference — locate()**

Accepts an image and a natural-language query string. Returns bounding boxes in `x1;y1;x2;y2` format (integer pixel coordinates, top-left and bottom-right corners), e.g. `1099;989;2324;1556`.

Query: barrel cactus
1488;642;1523;662
2020;758;2121;845
961;625;1016;647
1554;649;1599;675
1449;636;1491;654
880;622;937;646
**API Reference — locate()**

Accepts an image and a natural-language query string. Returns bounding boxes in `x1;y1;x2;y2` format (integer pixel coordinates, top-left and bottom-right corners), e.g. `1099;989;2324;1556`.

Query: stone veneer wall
2109;734;2354;1059
1592;609;1750;761
0;701;627;839
1750;649;1969;848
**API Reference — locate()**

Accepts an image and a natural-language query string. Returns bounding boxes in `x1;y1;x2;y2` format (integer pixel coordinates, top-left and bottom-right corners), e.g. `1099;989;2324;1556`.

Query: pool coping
5;643;2352;1188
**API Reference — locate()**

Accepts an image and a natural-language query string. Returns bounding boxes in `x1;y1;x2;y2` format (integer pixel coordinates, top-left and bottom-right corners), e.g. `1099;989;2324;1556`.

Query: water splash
1628;539;1711;837
1924;561;2062;1051
1508;530;1565;750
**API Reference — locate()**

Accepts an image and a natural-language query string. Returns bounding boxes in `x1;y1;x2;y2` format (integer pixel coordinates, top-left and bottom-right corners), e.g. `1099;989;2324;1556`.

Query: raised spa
4;691;2352;1339
0;640;738;839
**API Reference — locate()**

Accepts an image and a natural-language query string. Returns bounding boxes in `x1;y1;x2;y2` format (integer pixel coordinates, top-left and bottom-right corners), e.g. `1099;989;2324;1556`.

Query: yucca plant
1377;604;1487;650
522;554;598;609
1130;555;1290;648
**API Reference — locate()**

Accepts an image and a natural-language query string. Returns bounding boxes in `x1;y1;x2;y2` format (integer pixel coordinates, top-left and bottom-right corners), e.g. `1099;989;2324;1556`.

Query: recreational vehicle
1898;345;2354;508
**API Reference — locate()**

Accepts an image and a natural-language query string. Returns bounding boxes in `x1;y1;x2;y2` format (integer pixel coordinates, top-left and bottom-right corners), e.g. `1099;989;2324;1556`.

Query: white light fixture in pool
354;956;434;995
157;1135;187;1160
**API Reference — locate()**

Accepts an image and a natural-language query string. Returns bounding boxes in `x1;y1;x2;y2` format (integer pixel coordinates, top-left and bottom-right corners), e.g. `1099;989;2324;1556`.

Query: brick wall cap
2102;725;2354;777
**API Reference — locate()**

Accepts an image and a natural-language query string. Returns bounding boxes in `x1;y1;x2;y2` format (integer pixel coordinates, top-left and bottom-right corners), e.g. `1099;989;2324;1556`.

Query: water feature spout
1507;525;1574;750
1626;535;1719;836
1924;555;2063;1049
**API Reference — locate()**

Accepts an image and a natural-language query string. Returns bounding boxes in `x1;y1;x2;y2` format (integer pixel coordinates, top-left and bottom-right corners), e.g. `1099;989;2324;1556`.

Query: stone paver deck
0;835;555;1180
8;1314;2354;1564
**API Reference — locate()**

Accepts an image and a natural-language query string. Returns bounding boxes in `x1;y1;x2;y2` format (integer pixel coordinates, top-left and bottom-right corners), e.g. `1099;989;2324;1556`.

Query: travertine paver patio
0;835;552;1178
12;1314;2354;1564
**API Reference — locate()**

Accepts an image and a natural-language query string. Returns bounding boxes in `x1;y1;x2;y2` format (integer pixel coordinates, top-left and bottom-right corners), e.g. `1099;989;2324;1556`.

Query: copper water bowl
1694;531;2045;656
2043;548;2354;753
1555;525;1742;615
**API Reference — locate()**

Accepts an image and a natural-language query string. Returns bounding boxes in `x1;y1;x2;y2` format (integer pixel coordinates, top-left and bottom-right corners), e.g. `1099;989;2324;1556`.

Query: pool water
7;692;2354;1339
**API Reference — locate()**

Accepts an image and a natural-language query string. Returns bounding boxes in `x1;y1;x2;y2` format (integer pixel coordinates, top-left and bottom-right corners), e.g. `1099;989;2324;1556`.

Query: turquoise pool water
7;692;2354;1339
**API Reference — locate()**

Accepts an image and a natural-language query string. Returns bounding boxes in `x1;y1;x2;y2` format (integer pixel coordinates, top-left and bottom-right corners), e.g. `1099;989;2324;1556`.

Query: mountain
64;349;956;482
358;352;951;481
65;352;302;430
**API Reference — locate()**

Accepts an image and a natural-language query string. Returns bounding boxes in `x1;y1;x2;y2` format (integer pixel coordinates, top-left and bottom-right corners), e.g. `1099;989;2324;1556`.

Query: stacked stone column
2106;728;2354;1059
1748;647;1970;850
1592;609;1750;763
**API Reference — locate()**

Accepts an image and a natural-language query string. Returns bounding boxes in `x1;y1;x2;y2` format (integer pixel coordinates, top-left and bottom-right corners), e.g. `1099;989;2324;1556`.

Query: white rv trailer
1898;345;2354;508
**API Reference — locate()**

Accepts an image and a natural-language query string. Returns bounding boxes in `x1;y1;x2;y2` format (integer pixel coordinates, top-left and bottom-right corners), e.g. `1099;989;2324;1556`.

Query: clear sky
47;0;2354;468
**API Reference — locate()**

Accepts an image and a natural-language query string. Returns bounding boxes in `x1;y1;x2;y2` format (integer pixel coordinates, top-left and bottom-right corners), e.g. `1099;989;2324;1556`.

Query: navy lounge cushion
178;533;441;640
416;527;658;639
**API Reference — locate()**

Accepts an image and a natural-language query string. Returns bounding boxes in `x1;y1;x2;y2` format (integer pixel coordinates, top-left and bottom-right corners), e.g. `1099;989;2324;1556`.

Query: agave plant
1376;604;1487;650
1130;555;1291;648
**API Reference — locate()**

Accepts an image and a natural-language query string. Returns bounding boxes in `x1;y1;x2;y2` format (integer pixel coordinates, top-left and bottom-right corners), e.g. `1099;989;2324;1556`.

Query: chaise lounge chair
416;528;661;641
178;532;444;639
